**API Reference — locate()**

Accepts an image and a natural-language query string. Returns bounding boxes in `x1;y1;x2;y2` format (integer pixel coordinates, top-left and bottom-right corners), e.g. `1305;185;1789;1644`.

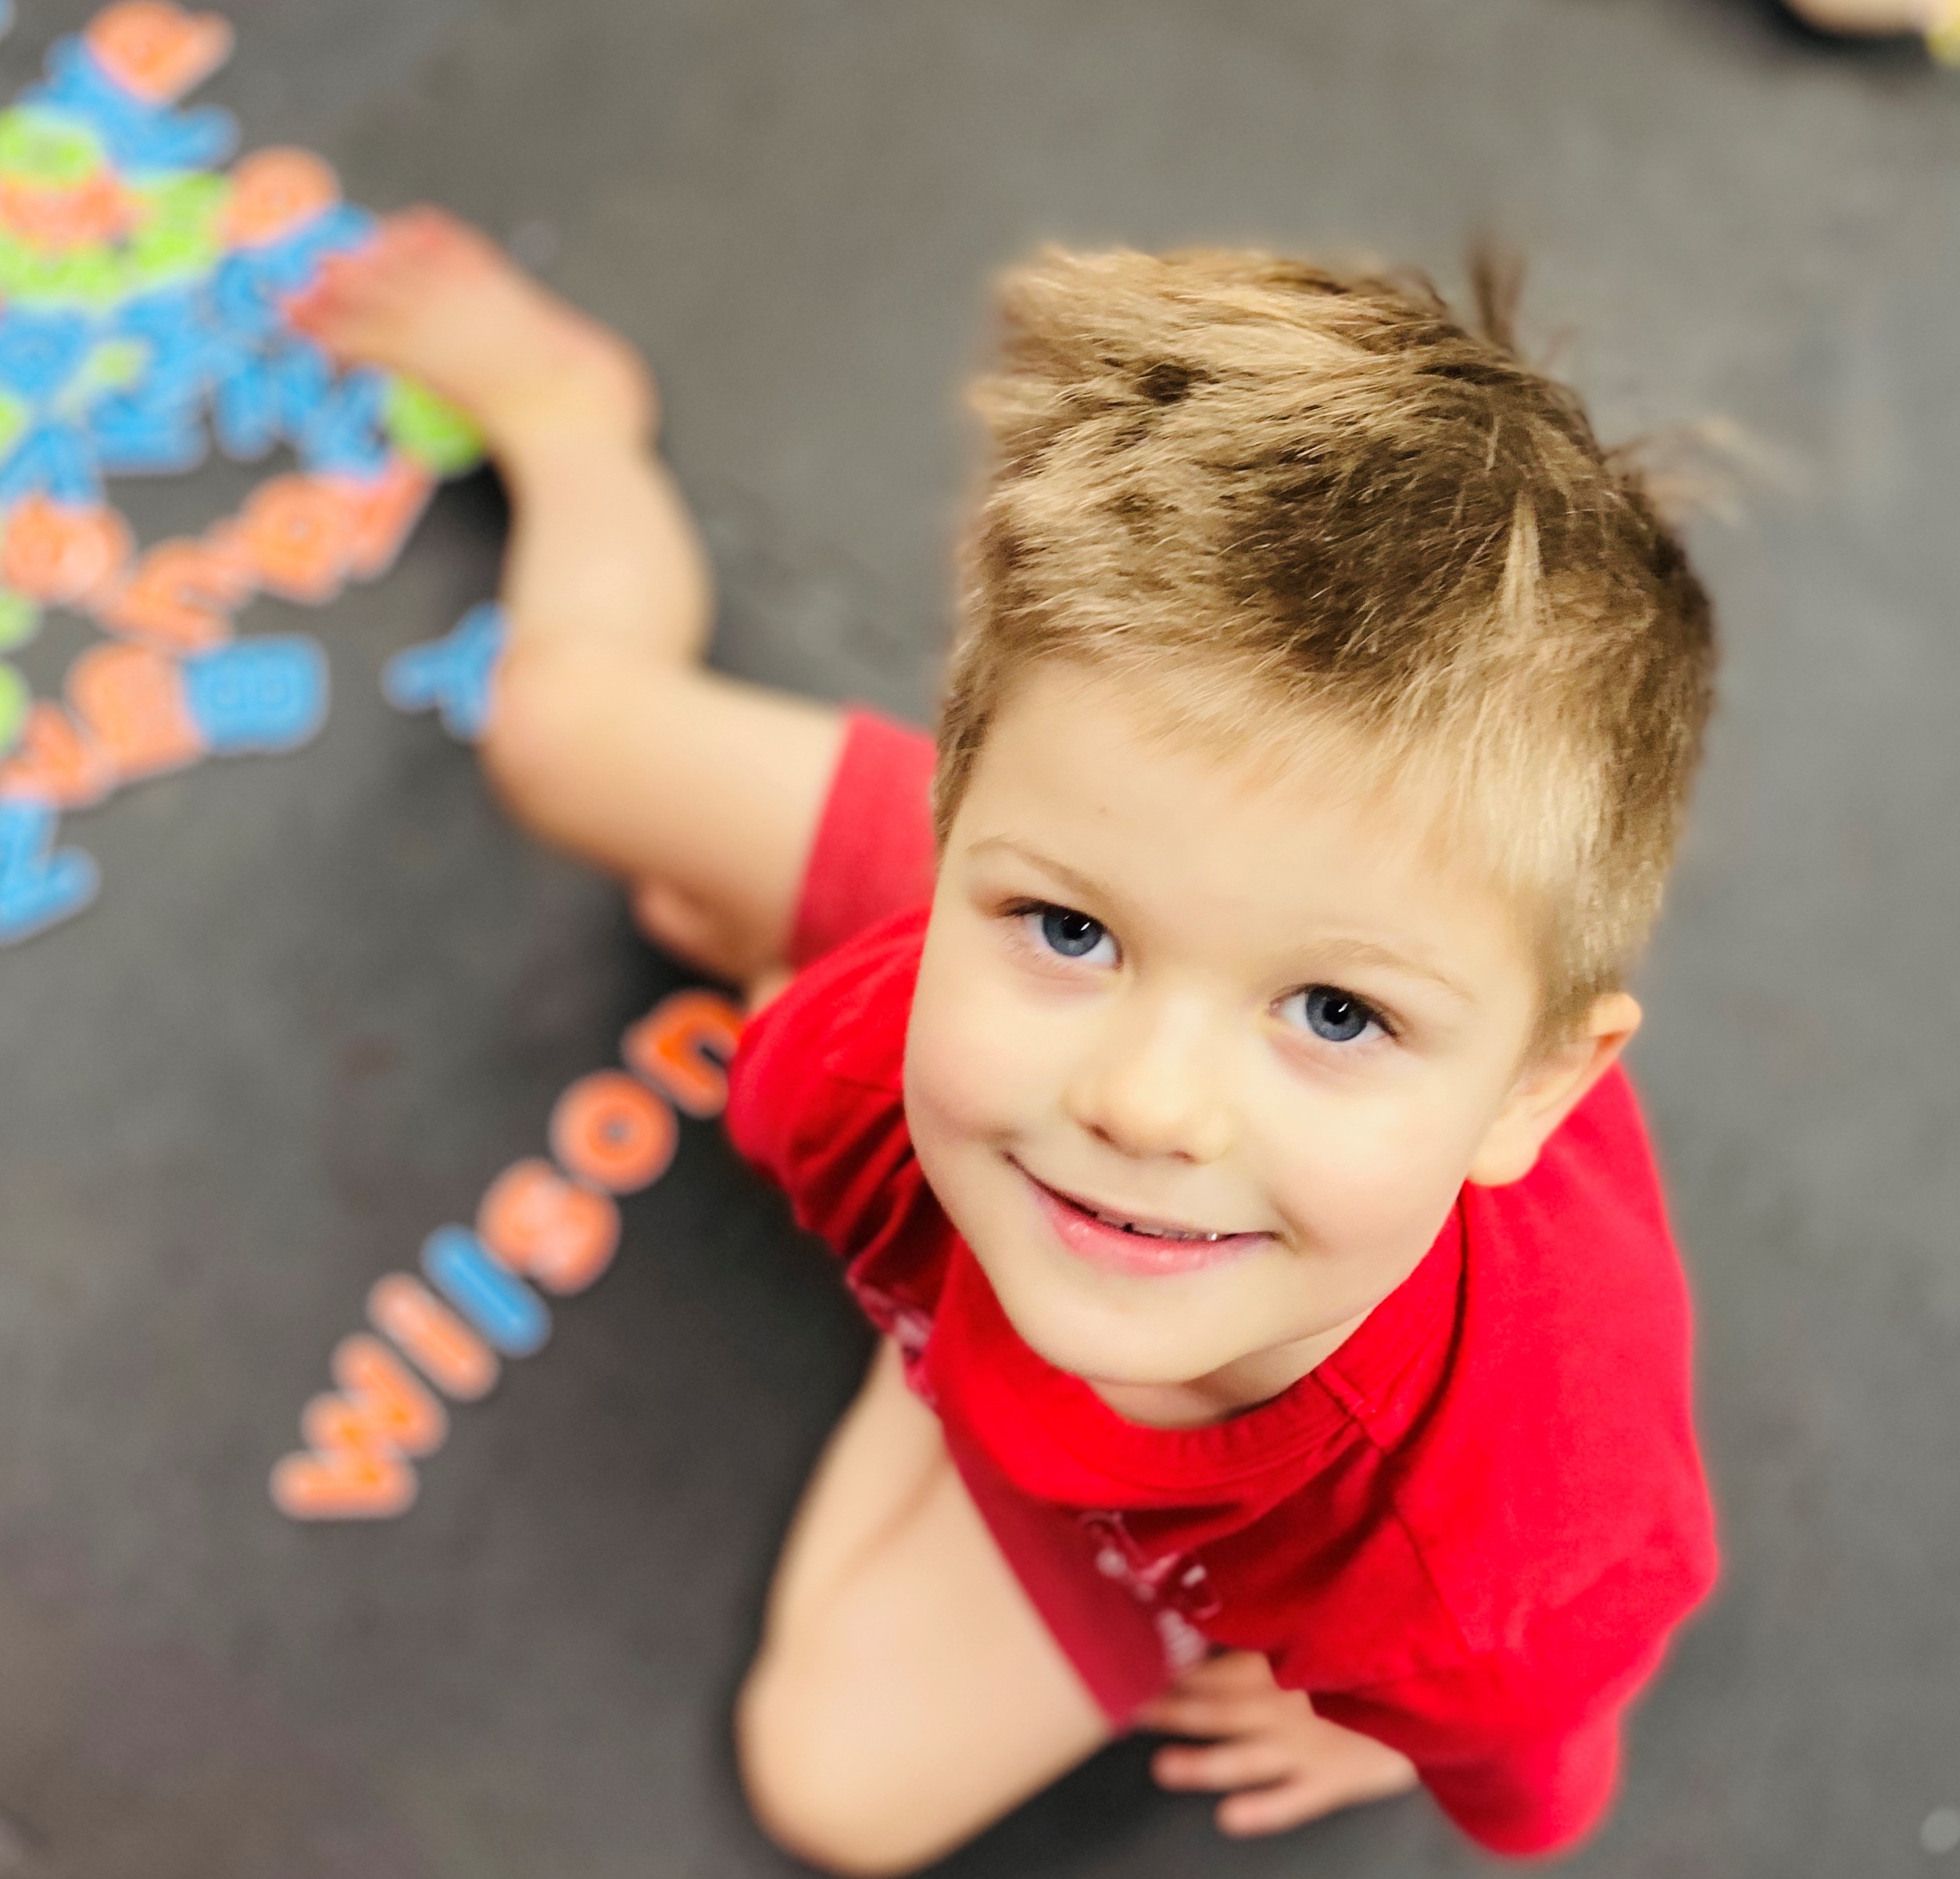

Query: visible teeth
1087;1206;1227;1242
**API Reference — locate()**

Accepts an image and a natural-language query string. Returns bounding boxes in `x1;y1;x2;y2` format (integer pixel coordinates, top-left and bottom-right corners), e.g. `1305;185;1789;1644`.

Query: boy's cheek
908;988;1059;1141
908;936;1068;1131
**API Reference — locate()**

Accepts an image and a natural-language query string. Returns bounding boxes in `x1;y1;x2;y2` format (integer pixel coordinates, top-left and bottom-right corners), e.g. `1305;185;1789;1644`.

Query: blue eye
1035;906;1111;961
1283;985;1384;1045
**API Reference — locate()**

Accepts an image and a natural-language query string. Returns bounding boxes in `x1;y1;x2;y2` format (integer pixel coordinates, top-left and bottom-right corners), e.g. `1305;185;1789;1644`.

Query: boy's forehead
961;659;1527;968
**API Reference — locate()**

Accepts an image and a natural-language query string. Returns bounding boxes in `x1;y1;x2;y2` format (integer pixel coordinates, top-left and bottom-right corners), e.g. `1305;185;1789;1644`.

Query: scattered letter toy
96;532;248;651
237;473;354;601
181;633;327;753
383;376;483;477
0;424;101;506
477;1158;621;1297
65;638;206;779
367;1273;499;1401
382;602;506;743
221;146;338;250
88;376;209;473
0;700;115;807
0;307;95;402
421;1226;552;1358
621;989;743;1118
0;797;100;943
330;455;435;582
269;1394;417;1522
85;2;235;106
549;1070;678;1195
1;495;131;606
330;1332;446;1455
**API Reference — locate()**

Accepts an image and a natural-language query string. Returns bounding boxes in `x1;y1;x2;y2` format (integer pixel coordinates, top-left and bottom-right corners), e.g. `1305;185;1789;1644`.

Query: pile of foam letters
0;4;738;1526
0;0;489;946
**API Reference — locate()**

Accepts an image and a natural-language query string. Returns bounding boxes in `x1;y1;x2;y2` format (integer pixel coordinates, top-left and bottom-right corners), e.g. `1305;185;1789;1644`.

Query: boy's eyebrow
1307;937;1474;1004
970;836;1111;907
968;836;1475;1003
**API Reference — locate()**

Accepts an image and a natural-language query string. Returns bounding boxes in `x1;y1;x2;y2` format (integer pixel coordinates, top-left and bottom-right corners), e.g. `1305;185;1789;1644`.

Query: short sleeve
723;904;942;1290
1287;1534;1703;1857
786;707;938;968
1311;1670;1627;1856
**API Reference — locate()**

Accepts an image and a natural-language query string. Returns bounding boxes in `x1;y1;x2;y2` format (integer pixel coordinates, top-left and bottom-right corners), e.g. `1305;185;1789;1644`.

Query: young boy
291;217;1719;1874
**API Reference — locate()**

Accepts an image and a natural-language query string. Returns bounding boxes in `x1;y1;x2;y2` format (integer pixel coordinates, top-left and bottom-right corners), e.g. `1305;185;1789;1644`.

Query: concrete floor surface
0;1;1956;1874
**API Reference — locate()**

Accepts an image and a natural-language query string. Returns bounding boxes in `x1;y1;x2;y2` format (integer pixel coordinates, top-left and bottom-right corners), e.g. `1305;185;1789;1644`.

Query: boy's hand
1136;1650;1418;1838
629;879;792;1015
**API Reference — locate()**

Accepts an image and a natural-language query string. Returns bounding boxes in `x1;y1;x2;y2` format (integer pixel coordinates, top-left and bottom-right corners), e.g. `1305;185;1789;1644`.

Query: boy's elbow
477;642;603;837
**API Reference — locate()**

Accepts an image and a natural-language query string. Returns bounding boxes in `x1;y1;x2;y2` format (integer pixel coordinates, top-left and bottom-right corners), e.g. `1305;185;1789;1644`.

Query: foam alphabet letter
269;1393;417;1521
0;798;99;944
549;1070;678;1195
330;1331;447;1455
477;1158;621;1297
421;1226;552;1358
65;639;206;779
622;990;745;1118
331;454;435;581
0;496;131;607
381;602;506;743
181;634;327;753
0;701;114;808
96;535;251;651
367;1273;498;1401
238;473;353;602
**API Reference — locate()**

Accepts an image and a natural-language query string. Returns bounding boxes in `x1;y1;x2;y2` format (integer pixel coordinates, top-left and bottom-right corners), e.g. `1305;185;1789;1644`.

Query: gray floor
0;0;1956;1873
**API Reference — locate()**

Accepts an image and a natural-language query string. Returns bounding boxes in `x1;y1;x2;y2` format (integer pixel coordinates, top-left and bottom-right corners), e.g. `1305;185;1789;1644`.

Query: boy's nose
1064;993;1234;1165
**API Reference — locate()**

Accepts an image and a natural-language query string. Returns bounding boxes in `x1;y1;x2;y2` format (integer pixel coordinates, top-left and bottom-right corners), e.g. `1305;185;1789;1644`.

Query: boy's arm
482;424;848;972
290;211;848;975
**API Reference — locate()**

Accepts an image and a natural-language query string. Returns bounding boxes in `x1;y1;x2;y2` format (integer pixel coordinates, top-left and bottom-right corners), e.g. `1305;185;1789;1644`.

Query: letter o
549;1070;677;1194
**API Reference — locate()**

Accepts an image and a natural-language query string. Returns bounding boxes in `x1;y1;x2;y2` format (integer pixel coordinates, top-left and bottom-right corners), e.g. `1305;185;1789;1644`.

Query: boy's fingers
1214;1776;1331;1838
1151;1738;1297;1794
1170;1649;1274;1693
1135;1690;1268;1737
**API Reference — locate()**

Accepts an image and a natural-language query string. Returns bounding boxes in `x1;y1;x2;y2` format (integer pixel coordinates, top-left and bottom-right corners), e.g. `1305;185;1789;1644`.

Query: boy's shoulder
721;903;928;1254
1325;1058;1716;1661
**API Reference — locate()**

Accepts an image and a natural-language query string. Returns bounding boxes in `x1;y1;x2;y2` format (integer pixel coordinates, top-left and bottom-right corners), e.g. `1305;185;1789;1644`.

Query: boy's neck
1085;1307;1374;1430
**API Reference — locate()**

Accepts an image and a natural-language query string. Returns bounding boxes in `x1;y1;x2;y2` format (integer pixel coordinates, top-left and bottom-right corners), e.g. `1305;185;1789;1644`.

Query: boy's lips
1015;1163;1271;1277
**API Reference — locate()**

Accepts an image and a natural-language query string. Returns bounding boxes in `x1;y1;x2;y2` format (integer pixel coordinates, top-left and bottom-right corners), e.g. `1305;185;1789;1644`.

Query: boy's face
903;660;1627;1417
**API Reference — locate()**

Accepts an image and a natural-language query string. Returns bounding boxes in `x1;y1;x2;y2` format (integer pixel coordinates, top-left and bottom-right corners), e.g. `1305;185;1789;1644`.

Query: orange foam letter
221;148;340;249
367;1273;499;1401
330;1333;448;1455
621;989;745;1118
549;1071;678;1195
66;641;205;782
2;498;133;607
331;457;436;582
239;475;356;603
96;538;254;653
0;703;115;808
88;2;234;105
269;1394;417;1521
477;1158;622;1296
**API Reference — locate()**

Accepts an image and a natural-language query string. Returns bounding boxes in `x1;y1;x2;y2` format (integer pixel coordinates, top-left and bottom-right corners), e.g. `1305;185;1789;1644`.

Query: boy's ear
1467;992;1642;1186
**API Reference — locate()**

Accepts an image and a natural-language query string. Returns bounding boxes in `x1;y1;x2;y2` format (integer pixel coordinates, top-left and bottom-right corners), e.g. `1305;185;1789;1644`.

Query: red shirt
726;902;1719;1857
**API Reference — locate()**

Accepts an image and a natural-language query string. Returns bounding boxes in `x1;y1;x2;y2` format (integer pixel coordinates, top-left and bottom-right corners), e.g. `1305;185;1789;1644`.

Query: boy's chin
976;1249;1250;1393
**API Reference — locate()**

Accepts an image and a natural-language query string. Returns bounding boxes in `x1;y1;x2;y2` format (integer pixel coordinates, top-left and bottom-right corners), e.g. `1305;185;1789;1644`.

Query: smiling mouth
1016;1163;1271;1276
1045;1181;1244;1241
